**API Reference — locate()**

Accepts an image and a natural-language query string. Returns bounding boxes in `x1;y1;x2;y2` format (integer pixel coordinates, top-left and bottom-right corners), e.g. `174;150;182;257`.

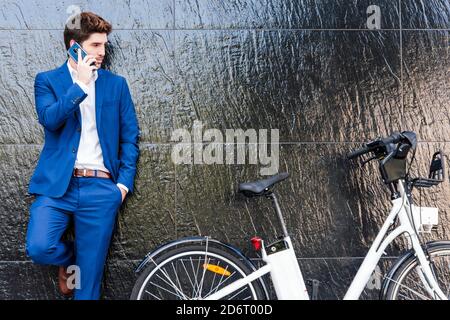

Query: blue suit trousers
25;176;123;300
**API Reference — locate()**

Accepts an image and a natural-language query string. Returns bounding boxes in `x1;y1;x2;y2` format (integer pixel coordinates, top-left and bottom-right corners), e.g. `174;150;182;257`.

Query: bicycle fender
379;240;450;299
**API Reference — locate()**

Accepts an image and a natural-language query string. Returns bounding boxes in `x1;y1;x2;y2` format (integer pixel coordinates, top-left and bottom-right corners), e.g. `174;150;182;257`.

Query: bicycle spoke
193;256;210;298
228;286;248;300
156;266;189;299
396;292;414;300
203;265;228;298
179;257;196;294
149;280;185;299
204;269;238;298
154;269;190;300
388;276;431;300
189;257;201;298
171;261;185;297
154;271;177;291
208;261;219;294
144;289;162;300
195;256;203;297
445;263;450;297
212;270;236;294
196;240;210;298
146;256;189;299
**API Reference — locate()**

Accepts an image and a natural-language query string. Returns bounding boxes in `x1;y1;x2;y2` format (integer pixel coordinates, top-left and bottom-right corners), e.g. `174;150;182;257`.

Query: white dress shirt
67;60;128;194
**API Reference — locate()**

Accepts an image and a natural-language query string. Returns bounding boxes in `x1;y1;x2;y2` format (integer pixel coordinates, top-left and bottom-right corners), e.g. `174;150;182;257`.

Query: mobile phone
67;42;96;66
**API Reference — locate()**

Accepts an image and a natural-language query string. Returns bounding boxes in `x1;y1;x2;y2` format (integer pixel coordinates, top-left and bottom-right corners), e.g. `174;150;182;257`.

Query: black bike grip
347;146;370;160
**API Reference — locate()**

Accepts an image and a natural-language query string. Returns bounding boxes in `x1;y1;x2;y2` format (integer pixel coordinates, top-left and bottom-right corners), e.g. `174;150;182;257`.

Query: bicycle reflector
251;237;262;251
202;264;231;277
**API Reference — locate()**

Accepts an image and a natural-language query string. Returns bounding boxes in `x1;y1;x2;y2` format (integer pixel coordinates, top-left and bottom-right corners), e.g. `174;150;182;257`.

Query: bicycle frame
205;180;448;300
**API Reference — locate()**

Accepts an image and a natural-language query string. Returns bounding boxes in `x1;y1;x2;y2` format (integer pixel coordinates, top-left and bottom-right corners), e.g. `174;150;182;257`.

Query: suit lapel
95;68;105;133
57;61;74;92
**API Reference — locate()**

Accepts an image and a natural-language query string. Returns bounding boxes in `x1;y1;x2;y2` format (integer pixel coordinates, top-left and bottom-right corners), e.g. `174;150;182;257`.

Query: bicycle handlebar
347;145;371;160
347;132;407;160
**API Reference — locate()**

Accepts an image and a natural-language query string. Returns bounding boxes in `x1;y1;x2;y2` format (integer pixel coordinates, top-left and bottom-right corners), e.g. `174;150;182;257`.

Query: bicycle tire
130;244;268;300
383;242;450;300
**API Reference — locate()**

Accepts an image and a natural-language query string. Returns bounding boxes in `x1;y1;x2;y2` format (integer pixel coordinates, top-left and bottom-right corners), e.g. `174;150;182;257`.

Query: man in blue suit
25;12;140;300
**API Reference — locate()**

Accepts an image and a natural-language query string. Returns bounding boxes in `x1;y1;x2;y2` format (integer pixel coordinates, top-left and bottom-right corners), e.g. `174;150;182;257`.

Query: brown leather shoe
58;266;74;297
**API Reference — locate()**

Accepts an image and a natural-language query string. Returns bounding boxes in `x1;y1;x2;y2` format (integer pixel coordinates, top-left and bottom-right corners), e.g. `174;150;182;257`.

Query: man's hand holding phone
76;48;97;86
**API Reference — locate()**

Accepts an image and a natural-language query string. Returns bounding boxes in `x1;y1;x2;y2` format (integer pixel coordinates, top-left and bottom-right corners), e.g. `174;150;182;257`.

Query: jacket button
76;127;81;132
72;148;76;153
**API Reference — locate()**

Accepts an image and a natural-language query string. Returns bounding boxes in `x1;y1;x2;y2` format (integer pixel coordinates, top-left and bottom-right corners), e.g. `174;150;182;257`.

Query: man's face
70;33;108;69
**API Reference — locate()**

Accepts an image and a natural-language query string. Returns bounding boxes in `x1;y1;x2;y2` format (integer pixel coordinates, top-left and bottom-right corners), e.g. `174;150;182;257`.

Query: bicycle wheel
130;244;267;300
384;242;450;300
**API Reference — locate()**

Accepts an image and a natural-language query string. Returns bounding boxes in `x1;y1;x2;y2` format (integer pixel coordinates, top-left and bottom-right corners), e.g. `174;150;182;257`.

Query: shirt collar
66;59;98;82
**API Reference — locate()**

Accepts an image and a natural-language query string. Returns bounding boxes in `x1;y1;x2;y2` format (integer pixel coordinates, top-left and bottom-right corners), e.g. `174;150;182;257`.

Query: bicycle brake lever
361;155;377;166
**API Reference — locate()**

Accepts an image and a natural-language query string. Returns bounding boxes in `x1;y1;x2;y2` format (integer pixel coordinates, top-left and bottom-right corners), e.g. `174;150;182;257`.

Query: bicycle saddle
238;172;289;197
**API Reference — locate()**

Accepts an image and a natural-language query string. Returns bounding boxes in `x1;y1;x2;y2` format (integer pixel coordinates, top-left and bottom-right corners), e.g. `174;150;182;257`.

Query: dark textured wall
0;0;449;300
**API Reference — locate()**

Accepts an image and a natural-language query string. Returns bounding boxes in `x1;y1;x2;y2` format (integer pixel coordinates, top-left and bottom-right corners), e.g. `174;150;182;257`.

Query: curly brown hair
64;12;112;50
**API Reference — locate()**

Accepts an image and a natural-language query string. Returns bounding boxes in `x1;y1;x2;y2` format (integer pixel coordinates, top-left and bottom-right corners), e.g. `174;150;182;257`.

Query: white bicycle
130;131;450;300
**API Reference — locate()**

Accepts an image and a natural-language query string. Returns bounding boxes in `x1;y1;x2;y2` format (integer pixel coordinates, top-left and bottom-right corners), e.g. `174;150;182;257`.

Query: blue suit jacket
28;61;140;198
